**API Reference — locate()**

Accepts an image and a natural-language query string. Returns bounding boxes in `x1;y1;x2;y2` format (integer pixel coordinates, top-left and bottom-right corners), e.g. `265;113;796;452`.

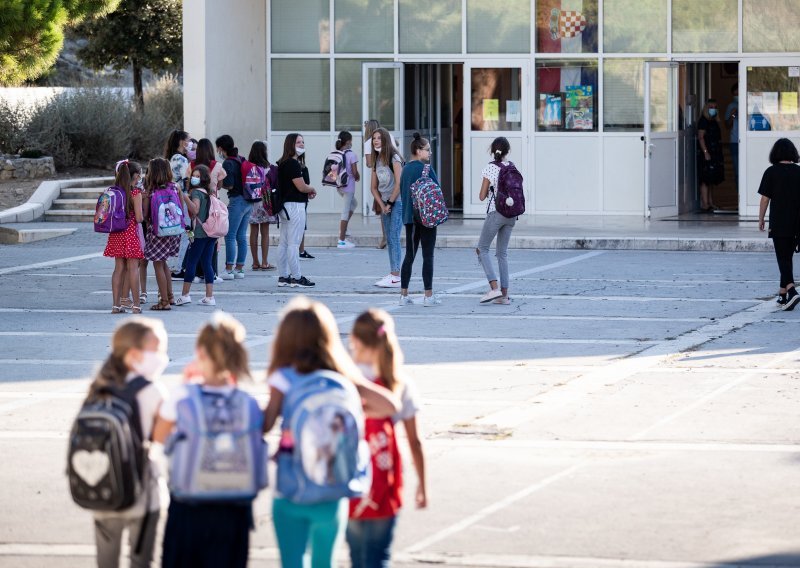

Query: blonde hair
351;309;403;392
196;313;250;382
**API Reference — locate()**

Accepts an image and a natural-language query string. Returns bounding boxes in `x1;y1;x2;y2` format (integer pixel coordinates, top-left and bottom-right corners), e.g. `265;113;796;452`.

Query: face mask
190;177;201;186
135;178;144;189
295;147;305;156
374;143;382;151
132;350;169;381
356;363;376;381
708;109;718;117
187;149;197;161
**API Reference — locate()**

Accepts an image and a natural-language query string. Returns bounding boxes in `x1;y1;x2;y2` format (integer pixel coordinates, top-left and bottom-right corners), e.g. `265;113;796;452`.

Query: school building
183;0;800;219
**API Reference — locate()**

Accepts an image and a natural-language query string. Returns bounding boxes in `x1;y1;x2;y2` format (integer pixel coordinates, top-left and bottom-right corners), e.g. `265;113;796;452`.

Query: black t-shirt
758;163;800;237
277;158;309;204
697;116;721;147
222;156;244;197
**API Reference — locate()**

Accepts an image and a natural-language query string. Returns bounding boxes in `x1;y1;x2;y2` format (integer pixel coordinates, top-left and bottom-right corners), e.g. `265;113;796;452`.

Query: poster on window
565;85;593;130
538;94;563;128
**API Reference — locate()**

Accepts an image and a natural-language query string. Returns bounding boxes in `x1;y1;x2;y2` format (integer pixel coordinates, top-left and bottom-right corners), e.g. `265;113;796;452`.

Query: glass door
644;61;679;218
362;62;404;216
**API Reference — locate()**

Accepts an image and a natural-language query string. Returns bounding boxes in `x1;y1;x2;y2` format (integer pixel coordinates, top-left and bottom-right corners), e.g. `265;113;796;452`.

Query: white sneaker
337;240;356;249
234;269;245;279
221;271;235;281
193;276;201;284
493;296;511;305
398;295;413;306
376;275;400;288
214;275;224;284
374;274;393;287
423;294;442;307
175;294;191;306
480;289;503;304
199;296;216;306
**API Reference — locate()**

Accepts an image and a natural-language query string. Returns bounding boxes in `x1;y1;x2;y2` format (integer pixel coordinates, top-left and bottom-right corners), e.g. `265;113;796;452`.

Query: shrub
131;75;184;161
0;98;27;154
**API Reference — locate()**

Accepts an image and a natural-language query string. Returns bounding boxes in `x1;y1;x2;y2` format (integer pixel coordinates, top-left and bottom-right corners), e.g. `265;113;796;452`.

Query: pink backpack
194;188;229;238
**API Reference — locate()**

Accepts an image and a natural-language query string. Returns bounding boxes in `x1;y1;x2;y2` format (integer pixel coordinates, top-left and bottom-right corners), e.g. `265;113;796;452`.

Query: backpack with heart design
66;377;150;511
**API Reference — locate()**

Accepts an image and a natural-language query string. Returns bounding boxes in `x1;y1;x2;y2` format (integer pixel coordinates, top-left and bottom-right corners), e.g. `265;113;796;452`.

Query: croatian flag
537;0;598;54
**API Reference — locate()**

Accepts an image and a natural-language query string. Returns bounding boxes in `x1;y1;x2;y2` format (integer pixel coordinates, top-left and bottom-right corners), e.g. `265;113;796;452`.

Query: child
89;317;169;568
247;140;278;270
104;160;144;314
143;158;181;311
175;165;218;306
370;128;404;288
154;313;259;568
346;309;427;568
334;131;360;249
263;297;400;568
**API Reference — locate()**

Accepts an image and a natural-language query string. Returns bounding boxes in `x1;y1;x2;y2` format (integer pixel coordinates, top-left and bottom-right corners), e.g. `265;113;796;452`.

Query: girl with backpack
262;297;401;568
154;313;260;568
103;160;145;314
346;308;428;568
247;140;279;269
86;317;169;568
190;138;227;282
174;165;218;307
143;158;181;311
217;134;253;280
370;128;404;288
333;131;360;249
165;130;192;280
476;137;516;305
398;133;441;307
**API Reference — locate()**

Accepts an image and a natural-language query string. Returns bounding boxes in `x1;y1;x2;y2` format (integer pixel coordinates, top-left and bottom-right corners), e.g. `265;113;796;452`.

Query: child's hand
416;485;427;509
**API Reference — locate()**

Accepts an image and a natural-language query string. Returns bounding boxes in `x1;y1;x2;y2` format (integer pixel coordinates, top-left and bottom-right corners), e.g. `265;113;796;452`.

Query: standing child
346;309;427;568
104;160;145;314
217;134;253;280
263;298;400;568
165;129;192;280
333;131;360;249
247;140;279;270
370;128;404;288
143;158;181;311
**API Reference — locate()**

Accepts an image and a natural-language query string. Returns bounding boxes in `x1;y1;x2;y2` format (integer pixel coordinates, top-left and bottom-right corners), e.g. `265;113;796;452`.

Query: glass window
400;0;462;53
467;0;530;54
744;0;800;52
334;0;393;53
603;0;666;53
536;0;598;54
536;60;598;132
672;0;737;53
746;66;800;132
471;68;523;131
604;59;644;131
271;0;330;54
271;59;330;131
335;60;361;131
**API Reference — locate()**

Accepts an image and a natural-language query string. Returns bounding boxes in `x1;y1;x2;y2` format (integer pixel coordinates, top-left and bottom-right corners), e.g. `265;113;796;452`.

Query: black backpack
67;377;150;511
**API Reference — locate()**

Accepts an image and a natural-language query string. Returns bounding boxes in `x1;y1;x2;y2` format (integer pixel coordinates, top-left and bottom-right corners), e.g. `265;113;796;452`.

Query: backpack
193;188;229;238
242;161;267;203
275;368;370;505
410;164;449;228
93;186;128;233
67;377;150;511
150;184;185;237
492;161;526;218
165;385;268;503
262;164;278;217
321;150;349;189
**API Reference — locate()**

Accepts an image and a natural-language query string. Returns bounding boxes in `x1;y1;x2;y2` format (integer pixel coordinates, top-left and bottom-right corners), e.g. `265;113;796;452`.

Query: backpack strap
421;163;430;178
114;376;151;441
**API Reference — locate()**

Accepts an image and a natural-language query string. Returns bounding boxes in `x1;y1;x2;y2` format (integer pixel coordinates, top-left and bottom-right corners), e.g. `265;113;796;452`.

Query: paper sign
483;99;499;122
506;100;521;123
748;92;764;114
764;92;779;114
790;66;800;77
564;86;594;131
781;92;798;115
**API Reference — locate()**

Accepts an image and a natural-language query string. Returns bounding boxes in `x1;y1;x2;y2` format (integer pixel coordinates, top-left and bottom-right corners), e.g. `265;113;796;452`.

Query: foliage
0;0;120;85
0;97;27;154
130;74;183;160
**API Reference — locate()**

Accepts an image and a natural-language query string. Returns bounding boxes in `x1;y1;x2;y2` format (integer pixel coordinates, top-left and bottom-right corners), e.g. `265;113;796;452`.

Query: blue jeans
380;199;403;273
346;516;397;568
183;237;216;285
272;498;346;568
225;196;252;267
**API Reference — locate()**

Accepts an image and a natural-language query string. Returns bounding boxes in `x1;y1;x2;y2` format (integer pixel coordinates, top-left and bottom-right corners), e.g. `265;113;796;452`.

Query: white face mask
373;144;382;152
132;350;169;380
295;146;305;156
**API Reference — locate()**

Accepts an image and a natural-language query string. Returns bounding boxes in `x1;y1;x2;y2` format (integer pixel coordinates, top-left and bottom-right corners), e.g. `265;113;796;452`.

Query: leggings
183;237;216;285
400;222;437;290
272;498;347;568
773;236;795;288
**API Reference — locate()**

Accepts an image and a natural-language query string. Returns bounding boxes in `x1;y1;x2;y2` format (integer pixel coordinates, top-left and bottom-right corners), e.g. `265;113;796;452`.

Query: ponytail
196;313;250;382
351;309;403;392
490;136;511;162
335;130;352;151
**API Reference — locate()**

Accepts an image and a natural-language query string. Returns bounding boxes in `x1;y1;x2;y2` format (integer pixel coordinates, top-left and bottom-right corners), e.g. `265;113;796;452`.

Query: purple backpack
94;186;128;233
150;183;185;237
492;161;525;218
410;164;449;228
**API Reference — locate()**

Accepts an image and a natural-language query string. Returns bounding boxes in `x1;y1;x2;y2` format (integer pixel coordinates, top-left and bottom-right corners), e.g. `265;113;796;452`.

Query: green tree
0;0;120;85
76;0;182;110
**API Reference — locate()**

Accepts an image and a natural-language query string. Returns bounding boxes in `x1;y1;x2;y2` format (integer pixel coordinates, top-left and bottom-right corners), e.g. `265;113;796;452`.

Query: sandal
167;293;176;306
131;306;142;314
252;263;262;270
262;263;276;271
150;301;172;311
111;306;123;314
139;292;148;304
120;298;133;311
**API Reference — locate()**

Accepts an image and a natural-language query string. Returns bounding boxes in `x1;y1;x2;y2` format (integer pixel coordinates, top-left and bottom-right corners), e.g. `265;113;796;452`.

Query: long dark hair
335;131;352;151
491;137;510;162
191;164;212;191
215;134;238;158
372;127;400;166
146;158;172;191
248;140;270;168
115;160;142;217
164;129;189;159
278;133;305;166
194;138;215;167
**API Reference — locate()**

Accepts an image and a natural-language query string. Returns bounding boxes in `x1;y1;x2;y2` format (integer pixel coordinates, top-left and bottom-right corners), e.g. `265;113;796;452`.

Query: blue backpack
276;368;370;505
165;385;268;503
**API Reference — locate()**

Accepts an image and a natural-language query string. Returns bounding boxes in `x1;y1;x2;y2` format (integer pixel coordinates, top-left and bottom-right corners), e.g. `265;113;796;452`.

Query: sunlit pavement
1;226;799;568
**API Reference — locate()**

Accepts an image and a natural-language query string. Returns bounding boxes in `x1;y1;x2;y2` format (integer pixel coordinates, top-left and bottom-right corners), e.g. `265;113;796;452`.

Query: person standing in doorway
758;138;800;311
370;128;404;288
217;135;253;280
698;99;725;212
364;119;387;250
725;84;739;185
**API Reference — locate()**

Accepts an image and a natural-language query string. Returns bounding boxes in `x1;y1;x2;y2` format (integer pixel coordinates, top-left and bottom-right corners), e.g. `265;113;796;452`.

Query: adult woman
165;130;191;279
247;140;278;270
276;133;317;288
216;135;252;280
758;138;800;311
476;137;516;305
398;133;441;306
698;99;724;212
364;119;386;249
370;128;403;288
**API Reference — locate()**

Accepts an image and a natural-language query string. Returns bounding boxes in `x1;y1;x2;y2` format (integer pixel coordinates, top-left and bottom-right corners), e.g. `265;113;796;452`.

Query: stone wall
0;155;56;181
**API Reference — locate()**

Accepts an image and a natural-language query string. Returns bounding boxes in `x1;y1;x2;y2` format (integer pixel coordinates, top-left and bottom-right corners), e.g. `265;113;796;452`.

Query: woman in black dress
698;98;724;212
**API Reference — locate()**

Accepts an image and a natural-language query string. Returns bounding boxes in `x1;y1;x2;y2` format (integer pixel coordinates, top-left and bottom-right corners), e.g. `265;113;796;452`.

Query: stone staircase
44;180;111;222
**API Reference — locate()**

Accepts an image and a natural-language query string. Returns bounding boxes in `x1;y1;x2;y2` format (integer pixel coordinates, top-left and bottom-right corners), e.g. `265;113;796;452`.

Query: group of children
72;302;426;567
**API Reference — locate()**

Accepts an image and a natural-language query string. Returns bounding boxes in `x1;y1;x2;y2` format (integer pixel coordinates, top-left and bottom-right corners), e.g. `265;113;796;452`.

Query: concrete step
60;188;104;200
44;210;93;222
50;198;97;211
0;224;77;244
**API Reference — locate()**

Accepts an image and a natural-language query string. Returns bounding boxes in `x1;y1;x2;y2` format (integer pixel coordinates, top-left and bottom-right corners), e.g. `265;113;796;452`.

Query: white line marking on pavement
0;331;269;339
0;359;98;365
0;253;102;276
398;336;659;345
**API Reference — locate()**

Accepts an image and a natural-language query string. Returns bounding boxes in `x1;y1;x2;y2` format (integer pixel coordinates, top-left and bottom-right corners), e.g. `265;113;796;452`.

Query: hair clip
115;159;129;173
376;325;386;337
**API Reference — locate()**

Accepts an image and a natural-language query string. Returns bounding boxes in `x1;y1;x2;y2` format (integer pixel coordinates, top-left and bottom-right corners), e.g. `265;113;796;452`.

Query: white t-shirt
481;161;510;214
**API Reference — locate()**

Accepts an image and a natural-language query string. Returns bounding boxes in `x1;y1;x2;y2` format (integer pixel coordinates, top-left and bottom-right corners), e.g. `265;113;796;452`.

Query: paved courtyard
1;226;799;567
